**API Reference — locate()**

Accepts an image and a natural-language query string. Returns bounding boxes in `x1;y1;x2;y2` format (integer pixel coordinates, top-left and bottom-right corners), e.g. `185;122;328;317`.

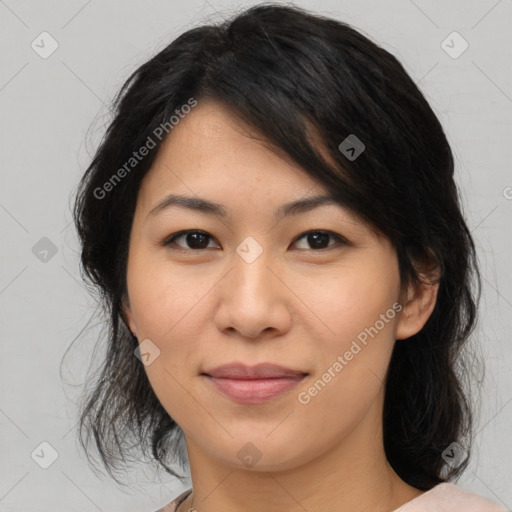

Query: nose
213;245;292;340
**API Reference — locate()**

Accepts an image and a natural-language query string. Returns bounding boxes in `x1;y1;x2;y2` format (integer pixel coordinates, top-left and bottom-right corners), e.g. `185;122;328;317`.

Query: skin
123;99;439;512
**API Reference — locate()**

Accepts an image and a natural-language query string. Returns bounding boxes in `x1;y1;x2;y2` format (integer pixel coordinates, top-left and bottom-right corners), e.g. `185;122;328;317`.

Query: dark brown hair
71;3;480;490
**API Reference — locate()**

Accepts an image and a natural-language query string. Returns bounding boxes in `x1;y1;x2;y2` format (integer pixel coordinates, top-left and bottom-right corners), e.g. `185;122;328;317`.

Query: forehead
132;100;378;239
136;99;325;208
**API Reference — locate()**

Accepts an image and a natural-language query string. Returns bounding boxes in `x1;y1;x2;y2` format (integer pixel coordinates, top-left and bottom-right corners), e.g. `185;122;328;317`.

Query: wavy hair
71;3;480;489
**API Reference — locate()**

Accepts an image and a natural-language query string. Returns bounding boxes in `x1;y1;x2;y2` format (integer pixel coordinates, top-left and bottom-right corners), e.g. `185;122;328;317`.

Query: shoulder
154;488;193;512
394;483;509;512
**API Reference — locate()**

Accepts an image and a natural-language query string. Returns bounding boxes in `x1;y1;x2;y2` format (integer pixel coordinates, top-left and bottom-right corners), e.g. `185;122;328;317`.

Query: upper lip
202;363;308;379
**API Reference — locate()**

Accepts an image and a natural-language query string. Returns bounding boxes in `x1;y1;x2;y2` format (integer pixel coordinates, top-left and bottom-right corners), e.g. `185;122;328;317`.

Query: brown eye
292;231;347;250
162;230;219;250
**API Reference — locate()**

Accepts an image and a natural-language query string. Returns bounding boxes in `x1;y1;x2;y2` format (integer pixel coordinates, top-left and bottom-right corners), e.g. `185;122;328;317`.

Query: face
123;99;435;472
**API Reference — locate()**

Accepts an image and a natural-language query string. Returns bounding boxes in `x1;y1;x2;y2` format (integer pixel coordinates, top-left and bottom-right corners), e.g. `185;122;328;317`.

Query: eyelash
161;230;349;252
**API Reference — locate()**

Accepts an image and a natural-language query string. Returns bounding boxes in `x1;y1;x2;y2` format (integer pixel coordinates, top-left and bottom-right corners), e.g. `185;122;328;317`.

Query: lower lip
204;375;306;404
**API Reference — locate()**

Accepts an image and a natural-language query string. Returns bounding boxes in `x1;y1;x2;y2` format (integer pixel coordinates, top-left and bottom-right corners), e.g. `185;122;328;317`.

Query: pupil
188;232;209;249
309;233;329;249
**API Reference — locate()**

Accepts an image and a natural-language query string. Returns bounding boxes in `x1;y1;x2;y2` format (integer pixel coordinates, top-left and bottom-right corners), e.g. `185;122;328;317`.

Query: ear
121;294;137;336
396;269;440;340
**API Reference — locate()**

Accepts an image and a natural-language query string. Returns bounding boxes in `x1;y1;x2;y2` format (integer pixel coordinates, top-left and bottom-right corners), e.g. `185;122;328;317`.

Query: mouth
202;374;308;404
201;363;309;404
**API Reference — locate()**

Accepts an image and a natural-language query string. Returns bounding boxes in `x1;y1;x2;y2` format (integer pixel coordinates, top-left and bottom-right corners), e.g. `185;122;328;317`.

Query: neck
177;395;423;512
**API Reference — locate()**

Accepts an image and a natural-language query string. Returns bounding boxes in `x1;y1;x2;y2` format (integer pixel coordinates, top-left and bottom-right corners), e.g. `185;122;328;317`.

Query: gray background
0;0;511;510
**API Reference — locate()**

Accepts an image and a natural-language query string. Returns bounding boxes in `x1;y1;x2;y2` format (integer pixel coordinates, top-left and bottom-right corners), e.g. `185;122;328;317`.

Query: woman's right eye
162;230;219;251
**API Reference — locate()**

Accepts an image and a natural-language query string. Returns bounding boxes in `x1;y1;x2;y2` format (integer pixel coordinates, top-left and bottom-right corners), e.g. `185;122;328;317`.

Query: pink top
156;483;508;512
156;488;191;512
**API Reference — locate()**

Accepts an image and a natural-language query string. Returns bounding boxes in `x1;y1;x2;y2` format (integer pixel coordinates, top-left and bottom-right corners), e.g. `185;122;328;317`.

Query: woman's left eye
161;230;347;251
292;230;347;250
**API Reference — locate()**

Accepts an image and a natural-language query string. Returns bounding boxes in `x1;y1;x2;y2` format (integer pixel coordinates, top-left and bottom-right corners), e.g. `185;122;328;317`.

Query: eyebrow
145;193;343;221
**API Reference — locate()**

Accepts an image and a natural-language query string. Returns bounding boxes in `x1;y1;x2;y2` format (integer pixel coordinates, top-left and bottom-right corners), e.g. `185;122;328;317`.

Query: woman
72;4;508;511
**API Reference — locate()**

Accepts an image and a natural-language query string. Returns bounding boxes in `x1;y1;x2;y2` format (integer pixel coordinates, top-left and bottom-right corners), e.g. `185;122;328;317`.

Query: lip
203;362;307;379
201;363;308;404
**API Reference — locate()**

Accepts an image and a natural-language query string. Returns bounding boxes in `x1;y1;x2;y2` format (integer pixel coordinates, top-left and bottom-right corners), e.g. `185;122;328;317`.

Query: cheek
127;263;208;426
306;257;400;353
295;314;397;446
126;255;210;413
126;248;212;341
296;256;400;413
